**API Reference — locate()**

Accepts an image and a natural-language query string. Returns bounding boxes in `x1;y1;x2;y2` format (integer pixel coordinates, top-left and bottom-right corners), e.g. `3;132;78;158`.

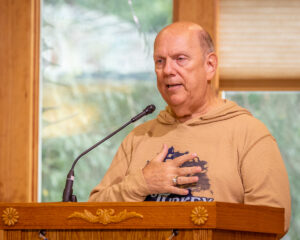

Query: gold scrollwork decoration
2;207;19;226
191;206;208;225
68;208;143;225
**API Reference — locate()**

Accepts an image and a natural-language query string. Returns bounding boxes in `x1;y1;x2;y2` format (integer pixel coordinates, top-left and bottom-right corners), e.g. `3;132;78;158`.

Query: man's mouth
166;84;182;88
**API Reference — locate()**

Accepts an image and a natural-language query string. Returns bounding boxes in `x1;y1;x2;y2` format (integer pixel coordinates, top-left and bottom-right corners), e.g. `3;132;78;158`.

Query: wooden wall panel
173;0;220;91
173;0;219;41
0;0;40;202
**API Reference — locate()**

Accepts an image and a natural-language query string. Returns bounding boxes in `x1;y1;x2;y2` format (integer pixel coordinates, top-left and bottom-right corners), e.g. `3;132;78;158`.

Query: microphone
62;104;156;202
131;104;156;122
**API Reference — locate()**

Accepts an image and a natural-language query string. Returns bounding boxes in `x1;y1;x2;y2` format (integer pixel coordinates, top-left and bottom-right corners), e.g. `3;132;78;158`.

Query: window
41;0;172;202
219;0;300;90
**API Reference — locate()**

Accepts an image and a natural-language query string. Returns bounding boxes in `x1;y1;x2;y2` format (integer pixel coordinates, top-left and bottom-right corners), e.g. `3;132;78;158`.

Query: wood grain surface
0;0;40;203
0;202;283;235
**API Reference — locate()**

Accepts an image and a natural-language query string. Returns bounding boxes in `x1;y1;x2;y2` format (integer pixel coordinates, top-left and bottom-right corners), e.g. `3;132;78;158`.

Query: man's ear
205;52;218;81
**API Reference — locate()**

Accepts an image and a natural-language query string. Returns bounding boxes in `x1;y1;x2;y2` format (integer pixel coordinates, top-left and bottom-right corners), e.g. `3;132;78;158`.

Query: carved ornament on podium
68;208;143;225
190;206;208;225
2;207;19;226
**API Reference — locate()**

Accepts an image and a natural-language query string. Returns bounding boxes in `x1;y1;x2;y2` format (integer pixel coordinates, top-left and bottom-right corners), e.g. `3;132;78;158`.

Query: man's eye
155;59;163;64
177;56;185;61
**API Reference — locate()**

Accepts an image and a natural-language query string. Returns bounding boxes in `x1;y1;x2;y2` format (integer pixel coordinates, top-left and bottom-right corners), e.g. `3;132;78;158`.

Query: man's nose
163;59;175;75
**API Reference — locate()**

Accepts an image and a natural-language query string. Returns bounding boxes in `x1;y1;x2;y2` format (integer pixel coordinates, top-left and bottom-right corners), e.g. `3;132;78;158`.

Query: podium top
0;201;284;235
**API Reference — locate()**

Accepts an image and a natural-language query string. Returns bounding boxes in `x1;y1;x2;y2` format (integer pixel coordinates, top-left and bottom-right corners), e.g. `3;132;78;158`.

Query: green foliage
44;0;172;33
41;0;170;202
41;80;165;202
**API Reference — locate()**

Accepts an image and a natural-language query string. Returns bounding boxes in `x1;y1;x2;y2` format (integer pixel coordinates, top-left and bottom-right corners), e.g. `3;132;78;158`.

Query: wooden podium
0;202;284;240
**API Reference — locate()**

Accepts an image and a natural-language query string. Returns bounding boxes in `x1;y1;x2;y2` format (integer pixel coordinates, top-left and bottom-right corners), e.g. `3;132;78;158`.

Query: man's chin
166;96;186;107
167;102;191;117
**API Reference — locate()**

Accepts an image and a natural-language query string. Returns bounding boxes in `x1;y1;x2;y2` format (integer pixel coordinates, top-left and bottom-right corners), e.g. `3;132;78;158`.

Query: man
89;22;291;231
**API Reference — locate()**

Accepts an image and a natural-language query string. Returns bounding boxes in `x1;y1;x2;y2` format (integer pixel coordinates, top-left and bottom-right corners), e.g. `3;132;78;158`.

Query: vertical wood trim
173;0;220;92
31;0;40;203
0;0;40;202
173;0;218;39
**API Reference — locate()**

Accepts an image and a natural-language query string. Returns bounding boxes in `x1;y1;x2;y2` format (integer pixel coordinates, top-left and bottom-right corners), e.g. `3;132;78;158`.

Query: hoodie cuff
125;168;151;200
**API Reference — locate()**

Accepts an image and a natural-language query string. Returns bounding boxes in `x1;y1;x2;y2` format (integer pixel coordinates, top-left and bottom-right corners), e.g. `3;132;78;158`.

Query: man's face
154;29;211;114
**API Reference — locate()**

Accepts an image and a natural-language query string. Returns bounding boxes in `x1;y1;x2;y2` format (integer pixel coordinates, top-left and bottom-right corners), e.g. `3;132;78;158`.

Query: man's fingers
173;153;197;166
176;176;199;185
178;166;202;176
152;144;168;162
168;187;189;195
167;176;199;195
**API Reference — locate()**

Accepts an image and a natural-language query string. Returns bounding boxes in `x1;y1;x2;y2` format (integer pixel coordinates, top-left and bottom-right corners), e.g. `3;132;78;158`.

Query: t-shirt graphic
144;146;214;202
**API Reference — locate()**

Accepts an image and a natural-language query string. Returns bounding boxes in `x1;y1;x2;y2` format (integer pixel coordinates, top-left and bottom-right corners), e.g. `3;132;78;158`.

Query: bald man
89;22;290;231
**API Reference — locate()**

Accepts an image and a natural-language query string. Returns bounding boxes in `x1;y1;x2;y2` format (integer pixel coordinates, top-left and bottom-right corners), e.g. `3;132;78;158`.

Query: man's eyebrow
169;53;189;60
173;53;188;57
153;54;164;59
154;52;189;57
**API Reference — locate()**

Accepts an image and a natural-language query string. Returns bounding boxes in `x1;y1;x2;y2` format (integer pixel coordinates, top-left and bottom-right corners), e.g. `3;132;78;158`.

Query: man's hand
142;144;202;195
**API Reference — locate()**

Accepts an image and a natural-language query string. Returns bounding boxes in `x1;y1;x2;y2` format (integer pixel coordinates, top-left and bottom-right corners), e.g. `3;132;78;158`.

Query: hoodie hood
157;100;252;125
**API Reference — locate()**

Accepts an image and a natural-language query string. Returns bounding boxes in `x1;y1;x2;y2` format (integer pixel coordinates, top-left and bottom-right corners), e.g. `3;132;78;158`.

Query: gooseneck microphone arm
62;104;156;202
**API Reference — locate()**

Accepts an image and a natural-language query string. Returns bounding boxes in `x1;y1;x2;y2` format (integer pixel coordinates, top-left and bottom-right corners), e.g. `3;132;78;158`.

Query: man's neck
172;95;224;123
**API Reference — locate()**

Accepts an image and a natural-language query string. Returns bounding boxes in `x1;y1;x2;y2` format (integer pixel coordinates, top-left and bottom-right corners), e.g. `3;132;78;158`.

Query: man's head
153;22;218;120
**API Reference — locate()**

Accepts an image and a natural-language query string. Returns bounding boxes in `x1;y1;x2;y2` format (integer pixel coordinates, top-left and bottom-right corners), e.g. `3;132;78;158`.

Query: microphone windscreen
145;104;156;115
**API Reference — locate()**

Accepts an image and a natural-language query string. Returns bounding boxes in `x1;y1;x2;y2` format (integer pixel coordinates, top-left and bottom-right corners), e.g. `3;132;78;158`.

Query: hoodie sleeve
88;133;151;202
240;134;291;233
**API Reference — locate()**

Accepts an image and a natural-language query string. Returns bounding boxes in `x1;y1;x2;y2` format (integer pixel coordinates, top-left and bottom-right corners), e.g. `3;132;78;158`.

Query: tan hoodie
89;100;291;231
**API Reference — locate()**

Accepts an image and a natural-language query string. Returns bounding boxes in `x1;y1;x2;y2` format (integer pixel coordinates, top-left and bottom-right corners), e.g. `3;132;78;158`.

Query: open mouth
167;84;182;88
